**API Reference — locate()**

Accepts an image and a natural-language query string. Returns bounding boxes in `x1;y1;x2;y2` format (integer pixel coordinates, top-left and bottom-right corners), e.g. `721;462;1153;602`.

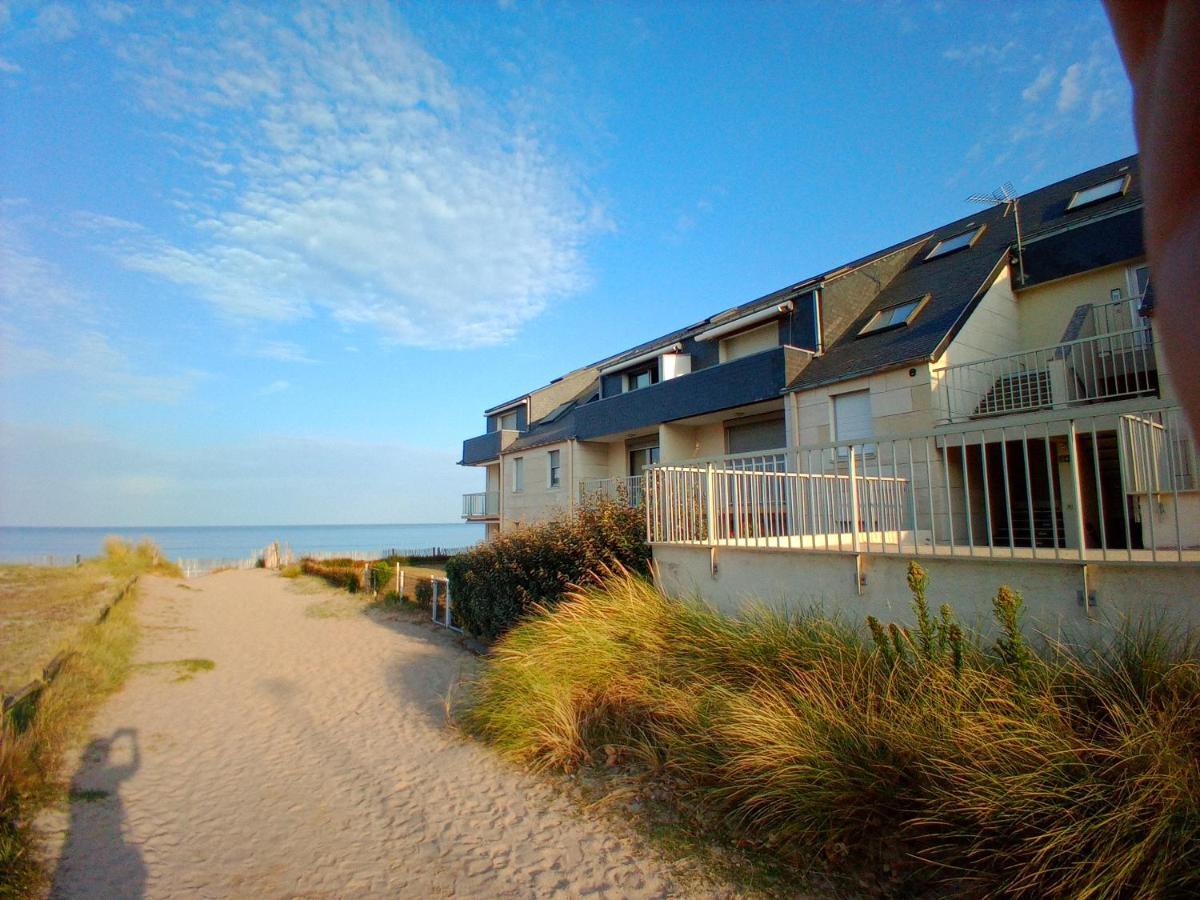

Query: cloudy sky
1;1;1135;526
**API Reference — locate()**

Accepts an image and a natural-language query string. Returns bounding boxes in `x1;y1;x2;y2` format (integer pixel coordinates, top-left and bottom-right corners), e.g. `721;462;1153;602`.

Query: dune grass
462;564;1200;898
0;539;179;896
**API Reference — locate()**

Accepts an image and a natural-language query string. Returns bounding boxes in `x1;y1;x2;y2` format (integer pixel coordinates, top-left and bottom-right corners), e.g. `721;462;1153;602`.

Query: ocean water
0;523;485;566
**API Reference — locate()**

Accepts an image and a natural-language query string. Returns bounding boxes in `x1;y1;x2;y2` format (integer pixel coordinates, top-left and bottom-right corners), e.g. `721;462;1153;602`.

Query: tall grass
463;564;1200;897
1;539;175;896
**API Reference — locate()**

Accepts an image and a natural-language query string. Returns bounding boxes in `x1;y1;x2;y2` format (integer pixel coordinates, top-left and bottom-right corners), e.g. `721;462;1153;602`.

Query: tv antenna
968;182;1026;285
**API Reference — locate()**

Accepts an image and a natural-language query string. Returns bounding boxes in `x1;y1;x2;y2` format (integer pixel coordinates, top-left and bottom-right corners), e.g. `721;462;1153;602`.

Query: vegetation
446;496;650;641
463;563;1200;898
298;557;443;612
1;538;176;694
1;539;178;896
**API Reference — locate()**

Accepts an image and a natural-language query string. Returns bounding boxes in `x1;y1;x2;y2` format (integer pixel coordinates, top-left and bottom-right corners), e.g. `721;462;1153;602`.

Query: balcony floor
651;536;1200;565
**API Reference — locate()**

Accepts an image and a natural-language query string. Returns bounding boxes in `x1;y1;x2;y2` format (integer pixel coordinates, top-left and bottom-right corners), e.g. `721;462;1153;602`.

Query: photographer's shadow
52;728;146;899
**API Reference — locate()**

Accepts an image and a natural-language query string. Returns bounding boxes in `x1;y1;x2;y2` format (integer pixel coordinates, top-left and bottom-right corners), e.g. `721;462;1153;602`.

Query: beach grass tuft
1;539;175;895
462;564;1200;897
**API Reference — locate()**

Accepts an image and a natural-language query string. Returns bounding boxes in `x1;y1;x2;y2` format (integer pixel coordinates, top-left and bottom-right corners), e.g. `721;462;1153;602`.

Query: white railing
579;475;646;507
647;450;911;552
462;491;499;518
648;404;1198;563
940;326;1158;423
1085;294;1150;340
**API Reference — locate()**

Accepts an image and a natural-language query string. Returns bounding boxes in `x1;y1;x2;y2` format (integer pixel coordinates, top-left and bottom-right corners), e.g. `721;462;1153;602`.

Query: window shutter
834;391;873;442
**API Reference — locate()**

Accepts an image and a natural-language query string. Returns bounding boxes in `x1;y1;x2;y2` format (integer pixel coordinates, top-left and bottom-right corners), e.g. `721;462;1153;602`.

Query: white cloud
943;40;1016;64
245;339;316;364
1056;63;1084;113
0;57;20;74
258;379;290;395
34;3;79;42
99;1;600;349
1021;65;1056;103
93;2;133;24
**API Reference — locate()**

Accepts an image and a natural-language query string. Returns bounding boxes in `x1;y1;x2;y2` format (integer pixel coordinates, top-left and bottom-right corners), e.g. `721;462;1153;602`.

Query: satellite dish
968;183;1025;284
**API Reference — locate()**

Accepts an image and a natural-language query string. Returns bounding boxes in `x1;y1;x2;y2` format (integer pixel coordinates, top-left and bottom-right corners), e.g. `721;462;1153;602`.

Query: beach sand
37;569;710;897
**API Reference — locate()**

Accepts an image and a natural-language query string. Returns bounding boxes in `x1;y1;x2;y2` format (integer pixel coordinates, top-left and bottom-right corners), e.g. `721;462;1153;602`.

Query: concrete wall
1134;492;1200;550
501;442;570;528
574;441;612;484
793;364;935;447
935;265;1021;422
653;543;1200;640
1015;261;1138;349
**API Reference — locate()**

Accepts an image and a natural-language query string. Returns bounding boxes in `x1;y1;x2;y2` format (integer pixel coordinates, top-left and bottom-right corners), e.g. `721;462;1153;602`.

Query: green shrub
445;496;650;640
414;579;433;610
464;564;1200;896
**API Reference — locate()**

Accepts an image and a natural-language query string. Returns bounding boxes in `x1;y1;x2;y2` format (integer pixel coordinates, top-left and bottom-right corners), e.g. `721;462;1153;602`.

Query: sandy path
39;570;698;898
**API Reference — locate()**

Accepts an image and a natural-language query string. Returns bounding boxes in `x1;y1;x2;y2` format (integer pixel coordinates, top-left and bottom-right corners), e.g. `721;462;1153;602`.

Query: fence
429;576;462;632
647;404;1199;564
938;326;1159;424
177;557;259;578
579;475;646;507
462;492;499;518
647;450;910;552
3;577;137;724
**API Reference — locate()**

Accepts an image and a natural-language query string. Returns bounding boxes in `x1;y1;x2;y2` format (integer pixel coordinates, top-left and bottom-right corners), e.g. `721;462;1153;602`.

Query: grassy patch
1;538;178;896
303;596;366;619
462;564;1200;898
66;788;108;803
135;658;215;683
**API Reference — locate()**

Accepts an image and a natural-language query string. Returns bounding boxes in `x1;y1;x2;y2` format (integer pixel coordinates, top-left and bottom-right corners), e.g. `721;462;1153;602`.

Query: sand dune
38;569;709;898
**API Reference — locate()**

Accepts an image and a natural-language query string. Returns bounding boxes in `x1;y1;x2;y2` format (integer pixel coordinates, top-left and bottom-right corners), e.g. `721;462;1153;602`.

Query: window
512;457;524;493
1127;263;1150;298
833;390;874;456
858;295;929;336
1067;174;1130;210
628;445;659;477
725;416;787;454
719;322;779;363
499;410;519;431
625;364;659;392
548;450;561;488
925;225;985;260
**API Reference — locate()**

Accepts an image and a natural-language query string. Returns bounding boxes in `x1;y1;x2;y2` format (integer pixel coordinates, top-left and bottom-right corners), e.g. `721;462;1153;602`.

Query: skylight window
858;295;929;336
925;225;985;260
1066;174;1130;210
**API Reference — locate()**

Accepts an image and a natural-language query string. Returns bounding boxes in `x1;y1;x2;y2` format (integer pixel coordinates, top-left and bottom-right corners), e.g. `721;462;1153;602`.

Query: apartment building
461;156;1199;632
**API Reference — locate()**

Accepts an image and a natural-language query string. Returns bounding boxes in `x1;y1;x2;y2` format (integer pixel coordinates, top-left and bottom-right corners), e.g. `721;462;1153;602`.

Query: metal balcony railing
461;491;499;519
646;404;1198;563
579;475;645;507
939;325;1158;424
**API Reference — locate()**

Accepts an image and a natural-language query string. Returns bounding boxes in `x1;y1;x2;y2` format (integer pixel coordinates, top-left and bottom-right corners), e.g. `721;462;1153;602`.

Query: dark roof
785;155;1142;391
479;155;1144;430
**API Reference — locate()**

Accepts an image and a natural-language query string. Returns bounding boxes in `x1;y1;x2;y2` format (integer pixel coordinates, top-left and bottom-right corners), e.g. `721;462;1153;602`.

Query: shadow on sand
52;728;146;899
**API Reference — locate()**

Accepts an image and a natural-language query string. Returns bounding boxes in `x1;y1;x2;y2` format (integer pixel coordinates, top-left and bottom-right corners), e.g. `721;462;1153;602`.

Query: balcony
646;404;1198;563
460;429;520;466
575;345;810;440
939;303;1158;425
462;491;499;520
579;475;645;507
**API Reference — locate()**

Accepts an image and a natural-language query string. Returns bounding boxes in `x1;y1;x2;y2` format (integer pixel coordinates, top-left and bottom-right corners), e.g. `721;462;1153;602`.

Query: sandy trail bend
40;570;692;898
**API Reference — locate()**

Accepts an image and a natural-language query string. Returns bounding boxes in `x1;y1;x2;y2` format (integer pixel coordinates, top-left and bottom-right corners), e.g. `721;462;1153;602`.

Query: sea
0;523;485;568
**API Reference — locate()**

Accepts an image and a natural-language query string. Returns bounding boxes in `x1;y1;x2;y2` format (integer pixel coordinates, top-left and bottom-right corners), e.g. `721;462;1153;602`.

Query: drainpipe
568;439;576;514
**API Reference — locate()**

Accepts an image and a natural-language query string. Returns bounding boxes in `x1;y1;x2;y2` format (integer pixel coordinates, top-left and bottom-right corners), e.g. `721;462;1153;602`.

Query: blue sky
0;1;1136;526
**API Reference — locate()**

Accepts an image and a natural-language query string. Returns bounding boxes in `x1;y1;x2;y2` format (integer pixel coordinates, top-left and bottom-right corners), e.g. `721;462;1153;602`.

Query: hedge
445;496;650;641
